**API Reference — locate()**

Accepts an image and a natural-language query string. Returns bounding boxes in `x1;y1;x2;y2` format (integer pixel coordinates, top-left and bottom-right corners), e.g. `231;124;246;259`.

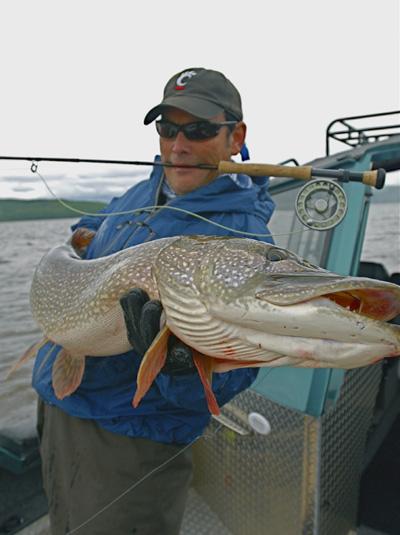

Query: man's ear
230;122;247;156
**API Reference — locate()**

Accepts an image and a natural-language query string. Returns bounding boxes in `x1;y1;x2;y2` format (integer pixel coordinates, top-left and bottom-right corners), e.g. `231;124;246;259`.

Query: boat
0;111;399;535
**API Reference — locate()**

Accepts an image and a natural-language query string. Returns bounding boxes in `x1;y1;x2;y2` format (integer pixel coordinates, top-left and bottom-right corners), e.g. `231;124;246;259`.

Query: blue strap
240;143;250;161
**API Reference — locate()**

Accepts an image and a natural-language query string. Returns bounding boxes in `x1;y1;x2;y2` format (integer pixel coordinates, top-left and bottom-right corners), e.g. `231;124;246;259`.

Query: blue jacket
32;163;275;444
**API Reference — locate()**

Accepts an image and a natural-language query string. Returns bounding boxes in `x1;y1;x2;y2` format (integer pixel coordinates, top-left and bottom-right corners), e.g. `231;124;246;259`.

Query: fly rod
0;155;386;189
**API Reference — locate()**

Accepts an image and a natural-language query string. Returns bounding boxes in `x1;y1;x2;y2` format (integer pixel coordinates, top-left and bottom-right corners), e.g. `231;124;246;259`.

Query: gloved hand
119;288;195;375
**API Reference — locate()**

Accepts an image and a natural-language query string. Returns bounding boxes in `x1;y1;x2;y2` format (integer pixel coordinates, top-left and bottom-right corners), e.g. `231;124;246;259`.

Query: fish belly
45;306;132;357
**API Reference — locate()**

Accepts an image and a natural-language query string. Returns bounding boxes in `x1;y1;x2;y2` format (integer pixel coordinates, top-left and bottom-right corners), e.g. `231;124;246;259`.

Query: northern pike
15;229;400;415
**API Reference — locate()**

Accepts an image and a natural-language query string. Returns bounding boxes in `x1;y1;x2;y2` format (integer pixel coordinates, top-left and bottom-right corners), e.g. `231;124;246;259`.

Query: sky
0;0;399;201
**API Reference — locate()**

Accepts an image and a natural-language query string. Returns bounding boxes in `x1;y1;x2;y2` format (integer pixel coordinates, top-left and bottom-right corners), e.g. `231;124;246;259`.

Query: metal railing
326;110;400;155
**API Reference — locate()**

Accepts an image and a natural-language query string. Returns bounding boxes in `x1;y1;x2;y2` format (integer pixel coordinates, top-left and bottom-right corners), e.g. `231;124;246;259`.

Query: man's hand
119;288;195;375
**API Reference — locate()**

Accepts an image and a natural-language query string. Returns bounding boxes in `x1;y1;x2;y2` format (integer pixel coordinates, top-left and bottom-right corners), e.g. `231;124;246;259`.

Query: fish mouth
256;274;400;322
323;288;399;321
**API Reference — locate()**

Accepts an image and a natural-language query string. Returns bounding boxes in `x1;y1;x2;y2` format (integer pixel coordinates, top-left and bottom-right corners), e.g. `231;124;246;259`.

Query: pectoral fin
133;329;222;416
192;351;221;416
132;325;170;408
52;349;86;399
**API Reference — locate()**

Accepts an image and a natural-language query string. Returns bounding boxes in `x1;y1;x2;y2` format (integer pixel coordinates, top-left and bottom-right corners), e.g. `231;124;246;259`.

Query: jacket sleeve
155;366;259;413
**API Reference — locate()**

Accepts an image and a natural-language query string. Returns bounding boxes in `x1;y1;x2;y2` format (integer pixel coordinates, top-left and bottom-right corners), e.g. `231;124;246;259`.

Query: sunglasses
155;120;237;141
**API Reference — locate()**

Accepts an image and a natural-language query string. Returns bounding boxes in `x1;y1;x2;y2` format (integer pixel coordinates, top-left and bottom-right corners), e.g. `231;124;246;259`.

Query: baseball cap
143;68;243;125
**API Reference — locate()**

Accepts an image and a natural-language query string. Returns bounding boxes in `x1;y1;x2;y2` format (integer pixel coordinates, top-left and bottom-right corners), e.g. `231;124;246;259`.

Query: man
33;67;275;535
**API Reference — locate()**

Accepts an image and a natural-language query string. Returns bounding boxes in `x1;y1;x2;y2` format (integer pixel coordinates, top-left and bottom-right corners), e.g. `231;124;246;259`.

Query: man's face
159;107;246;195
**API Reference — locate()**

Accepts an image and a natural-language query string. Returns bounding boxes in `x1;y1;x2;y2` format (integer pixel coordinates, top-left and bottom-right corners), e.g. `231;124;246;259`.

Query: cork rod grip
218;161;313;180
361;169;385;189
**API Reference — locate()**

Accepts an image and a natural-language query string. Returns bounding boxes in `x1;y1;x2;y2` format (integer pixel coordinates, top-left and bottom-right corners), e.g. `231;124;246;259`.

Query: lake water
0;203;399;436
0;219;74;436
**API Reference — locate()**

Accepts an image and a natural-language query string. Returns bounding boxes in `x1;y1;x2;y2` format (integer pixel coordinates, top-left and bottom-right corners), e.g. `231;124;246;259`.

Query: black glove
119;288;195;375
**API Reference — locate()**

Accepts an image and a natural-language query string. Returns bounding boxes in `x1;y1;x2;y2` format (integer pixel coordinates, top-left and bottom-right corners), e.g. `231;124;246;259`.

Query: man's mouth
166;160;202;168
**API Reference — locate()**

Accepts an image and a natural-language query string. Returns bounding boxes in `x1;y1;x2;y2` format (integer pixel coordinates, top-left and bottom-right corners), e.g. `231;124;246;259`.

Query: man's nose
171;131;190;153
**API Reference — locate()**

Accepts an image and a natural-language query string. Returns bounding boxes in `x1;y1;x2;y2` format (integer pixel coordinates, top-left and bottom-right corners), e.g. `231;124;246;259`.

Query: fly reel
295;179;348;231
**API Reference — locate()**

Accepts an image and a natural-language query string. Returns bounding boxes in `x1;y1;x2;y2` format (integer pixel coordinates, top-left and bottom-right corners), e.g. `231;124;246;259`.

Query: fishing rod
0;155;386;189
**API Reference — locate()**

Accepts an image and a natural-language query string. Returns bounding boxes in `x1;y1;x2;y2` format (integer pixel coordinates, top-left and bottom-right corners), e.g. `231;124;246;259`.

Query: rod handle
361;168;386;189
218;161;313;180
218;161;386;189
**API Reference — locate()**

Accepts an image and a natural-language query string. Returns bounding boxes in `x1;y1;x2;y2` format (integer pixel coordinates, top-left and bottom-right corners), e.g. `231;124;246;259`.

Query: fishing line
64;428;217;534
33;166;312;240
65;420;226;534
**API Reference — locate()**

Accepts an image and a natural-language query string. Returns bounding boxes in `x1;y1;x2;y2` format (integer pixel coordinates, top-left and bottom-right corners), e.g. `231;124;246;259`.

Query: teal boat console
250;122;400;417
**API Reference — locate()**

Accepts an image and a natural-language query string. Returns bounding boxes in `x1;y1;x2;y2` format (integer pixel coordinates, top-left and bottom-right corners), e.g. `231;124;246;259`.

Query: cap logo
175;70;197;90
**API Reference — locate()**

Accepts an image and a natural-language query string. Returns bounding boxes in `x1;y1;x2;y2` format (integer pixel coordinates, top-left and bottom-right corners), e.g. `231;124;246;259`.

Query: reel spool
295;179;348;231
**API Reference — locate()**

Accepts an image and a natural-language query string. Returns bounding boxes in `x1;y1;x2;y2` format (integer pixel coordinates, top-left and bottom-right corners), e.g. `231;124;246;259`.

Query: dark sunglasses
155;119;237;141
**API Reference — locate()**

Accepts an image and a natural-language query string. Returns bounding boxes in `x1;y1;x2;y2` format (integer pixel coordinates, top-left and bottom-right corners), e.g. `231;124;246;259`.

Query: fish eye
266;248;288;262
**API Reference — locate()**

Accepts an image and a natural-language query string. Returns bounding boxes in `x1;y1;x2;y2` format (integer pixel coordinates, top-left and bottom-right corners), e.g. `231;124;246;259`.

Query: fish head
191;236;400;321
155;236;400;369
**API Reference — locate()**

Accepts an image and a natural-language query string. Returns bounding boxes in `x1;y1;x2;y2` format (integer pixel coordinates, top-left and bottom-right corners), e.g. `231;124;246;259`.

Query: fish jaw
254;274;400;322
214;315;400;369
177;294;400;369
209;295;400;349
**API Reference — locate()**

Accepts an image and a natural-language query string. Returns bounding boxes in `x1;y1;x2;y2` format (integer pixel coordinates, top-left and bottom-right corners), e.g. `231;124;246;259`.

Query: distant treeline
0;185;398;222
0;199;106;222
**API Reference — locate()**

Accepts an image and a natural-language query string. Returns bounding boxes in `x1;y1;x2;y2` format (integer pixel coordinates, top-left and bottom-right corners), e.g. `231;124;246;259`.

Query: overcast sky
0;0;398;201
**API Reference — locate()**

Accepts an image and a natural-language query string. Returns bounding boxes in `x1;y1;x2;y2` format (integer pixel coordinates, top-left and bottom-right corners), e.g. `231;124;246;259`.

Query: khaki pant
37;400;193;535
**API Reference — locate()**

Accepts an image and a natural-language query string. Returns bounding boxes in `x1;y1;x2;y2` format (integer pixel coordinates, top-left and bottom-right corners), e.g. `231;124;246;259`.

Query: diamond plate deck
184;365;382;535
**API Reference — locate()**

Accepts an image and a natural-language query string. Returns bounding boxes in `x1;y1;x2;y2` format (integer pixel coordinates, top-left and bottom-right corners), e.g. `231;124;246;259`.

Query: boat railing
326;110;400;156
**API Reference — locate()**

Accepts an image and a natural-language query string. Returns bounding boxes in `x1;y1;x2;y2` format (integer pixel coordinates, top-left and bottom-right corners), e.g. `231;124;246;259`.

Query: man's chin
166;171;215;195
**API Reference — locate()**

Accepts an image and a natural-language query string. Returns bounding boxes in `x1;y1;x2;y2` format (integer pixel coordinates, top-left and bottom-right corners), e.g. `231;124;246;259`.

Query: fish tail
6;337;49;379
